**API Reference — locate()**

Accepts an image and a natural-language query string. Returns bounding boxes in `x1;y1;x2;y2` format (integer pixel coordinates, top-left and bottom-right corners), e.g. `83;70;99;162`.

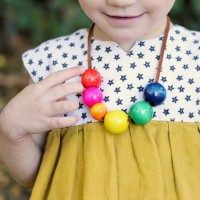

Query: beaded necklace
81;16;171;134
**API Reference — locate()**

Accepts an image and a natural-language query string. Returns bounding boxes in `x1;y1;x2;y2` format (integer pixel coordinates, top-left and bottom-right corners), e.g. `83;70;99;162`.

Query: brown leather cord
87;23;95;69
87;16;171;82
155;16;170;82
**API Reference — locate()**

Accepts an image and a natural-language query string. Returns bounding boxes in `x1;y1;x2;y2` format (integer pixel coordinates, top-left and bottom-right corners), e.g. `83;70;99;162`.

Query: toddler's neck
92;18;173;53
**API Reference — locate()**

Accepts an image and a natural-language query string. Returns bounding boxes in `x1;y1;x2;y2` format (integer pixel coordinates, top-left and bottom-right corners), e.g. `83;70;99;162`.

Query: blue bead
143;82;167;106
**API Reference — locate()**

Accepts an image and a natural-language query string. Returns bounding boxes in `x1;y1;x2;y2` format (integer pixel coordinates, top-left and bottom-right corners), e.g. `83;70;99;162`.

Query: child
0;0;200;199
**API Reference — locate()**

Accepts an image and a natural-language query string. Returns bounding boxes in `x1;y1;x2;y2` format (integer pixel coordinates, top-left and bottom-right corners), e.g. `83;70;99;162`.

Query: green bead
129;101;153;125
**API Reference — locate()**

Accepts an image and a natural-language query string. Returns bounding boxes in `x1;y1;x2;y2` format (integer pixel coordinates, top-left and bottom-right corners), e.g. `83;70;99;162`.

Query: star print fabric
22;25;200;125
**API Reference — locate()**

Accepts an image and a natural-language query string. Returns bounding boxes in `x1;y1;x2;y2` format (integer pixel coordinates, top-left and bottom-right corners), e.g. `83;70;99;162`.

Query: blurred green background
0;0;200;199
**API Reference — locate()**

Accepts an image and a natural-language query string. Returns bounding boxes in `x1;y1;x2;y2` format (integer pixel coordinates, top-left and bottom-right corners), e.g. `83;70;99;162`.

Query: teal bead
129;101;153;125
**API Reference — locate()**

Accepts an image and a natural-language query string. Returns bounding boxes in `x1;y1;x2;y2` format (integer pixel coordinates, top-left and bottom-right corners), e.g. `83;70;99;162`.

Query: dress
22;24;200;200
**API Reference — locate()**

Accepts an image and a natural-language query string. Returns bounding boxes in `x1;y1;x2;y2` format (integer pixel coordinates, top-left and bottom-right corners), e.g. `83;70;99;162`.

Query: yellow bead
104;110;129;134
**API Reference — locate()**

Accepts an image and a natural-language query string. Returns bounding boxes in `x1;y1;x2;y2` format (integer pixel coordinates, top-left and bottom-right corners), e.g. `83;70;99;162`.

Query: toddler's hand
0;66;85;141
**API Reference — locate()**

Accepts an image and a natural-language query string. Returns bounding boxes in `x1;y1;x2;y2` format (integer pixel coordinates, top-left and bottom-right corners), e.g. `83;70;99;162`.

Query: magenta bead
83;87;103;107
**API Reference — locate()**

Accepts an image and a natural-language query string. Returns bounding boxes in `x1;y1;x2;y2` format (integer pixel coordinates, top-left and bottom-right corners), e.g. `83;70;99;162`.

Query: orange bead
90;103;108;120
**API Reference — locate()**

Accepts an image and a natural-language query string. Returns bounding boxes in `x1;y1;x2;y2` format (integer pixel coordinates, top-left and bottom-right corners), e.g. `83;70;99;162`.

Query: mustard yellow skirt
30;121;200;200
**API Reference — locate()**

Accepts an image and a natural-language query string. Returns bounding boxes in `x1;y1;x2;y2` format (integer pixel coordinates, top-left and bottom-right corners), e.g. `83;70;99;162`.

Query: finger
57;97;67;102
48;115;79;129
46;82;84;101
41;66;85;88
47;100;80;116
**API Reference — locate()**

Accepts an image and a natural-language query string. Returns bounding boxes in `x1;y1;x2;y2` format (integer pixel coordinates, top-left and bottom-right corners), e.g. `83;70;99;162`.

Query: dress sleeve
21;41;53;83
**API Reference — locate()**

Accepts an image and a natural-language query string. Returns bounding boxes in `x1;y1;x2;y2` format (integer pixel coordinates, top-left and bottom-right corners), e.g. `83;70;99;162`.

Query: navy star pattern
22;24;200;125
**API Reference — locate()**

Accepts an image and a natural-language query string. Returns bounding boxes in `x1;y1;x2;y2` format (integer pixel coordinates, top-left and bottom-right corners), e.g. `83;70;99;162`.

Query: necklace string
87;16;171;83
87;23;95;69
155;16;170;82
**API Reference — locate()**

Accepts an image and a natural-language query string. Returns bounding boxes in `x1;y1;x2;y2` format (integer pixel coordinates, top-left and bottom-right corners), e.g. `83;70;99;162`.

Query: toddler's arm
0;66;85;188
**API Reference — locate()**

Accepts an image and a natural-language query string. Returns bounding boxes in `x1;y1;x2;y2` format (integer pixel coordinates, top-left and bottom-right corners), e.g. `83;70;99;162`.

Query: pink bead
83;87;103;107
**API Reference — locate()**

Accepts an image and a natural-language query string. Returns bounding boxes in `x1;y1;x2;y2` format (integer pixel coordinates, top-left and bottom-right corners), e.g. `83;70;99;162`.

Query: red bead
81;69;102;88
